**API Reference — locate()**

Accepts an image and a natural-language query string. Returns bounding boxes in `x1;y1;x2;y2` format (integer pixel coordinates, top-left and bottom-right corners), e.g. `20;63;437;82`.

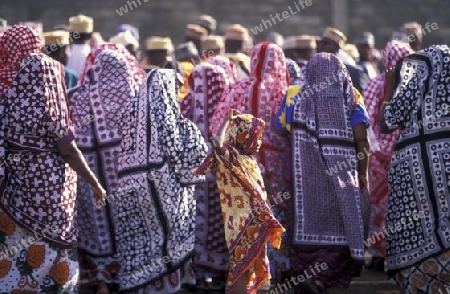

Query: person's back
380;44;450;293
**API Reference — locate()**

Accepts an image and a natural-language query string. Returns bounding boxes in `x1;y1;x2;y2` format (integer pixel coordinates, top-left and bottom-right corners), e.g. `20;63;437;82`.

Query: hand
358;174;369;192
227;109;240;121
91;185;107;206
384;66;398;98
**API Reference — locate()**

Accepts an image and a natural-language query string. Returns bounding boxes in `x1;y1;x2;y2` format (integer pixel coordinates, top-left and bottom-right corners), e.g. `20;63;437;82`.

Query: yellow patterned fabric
194;114;284;293
178;61;195;101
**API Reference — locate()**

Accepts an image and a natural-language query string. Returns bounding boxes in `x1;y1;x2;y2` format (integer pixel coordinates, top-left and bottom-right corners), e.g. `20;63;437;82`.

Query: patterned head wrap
382;40;414;70
225;113;265;155
78;42;145;87
304;52;356;119
207;55;238;84
0;25;41;92
180;63;230;140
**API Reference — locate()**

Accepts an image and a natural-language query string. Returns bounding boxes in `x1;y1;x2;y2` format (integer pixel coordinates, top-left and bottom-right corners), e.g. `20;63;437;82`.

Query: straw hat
69;14;93;33
43;30;70;45
146;37;174;51
225;24;249;41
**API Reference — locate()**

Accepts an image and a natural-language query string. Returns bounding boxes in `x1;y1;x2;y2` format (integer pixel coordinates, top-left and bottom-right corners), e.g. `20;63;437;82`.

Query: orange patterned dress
194;114;284;293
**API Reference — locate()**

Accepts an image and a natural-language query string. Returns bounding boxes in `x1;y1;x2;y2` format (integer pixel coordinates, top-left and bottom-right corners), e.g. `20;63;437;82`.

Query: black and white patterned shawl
67;49;136;256
116;69;207;291
291;53;366;261
383;45;450;276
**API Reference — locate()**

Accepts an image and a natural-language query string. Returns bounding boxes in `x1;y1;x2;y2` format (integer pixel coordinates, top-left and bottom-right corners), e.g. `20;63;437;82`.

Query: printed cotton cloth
194;114;285;294
180;62;231;275
0;52;78;291
68;49;137;284
289;53;366;288
383;45;450;292
116;69;207;292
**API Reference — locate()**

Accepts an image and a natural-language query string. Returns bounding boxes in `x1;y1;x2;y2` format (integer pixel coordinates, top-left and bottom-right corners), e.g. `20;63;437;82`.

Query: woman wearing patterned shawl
288;53;369;293
180;62;231;285
380;45;450;294
362;40;414;270
0;25;106;293
67;49;137;294
211;42;290;202
115;69;207;293
194;109;284;294
78;42;146;87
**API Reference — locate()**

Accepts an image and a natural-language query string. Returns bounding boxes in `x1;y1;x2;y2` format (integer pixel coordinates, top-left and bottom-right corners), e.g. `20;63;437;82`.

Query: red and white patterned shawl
78;42;145;87
0;53;77;247
179;62;231;274
210;42;290;197
207;55;238;84
180;62;230;140
67;49;136;255
0;25;41;93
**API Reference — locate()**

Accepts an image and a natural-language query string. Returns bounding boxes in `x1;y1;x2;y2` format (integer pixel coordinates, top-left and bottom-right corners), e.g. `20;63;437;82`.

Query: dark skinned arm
380;63;400;134
57;140;106;204
212;109;240;155
352;122;369;192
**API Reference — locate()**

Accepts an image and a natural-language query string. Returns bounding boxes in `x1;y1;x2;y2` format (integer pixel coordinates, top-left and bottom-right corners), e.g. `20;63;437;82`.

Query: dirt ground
79;267;401;294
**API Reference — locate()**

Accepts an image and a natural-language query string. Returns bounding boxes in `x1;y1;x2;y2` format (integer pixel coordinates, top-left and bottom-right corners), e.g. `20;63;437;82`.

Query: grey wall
1;0;448;50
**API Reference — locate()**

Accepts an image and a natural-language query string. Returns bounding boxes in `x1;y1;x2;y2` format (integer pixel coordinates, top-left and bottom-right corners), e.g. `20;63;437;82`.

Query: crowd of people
0;11;449;294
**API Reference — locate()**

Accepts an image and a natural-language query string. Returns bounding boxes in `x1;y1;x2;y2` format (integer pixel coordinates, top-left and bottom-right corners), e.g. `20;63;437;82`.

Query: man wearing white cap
43;30;79;88
144;37;174;72
318;27;369;93
224;24;251;79
67;14;94;76
282;35;317;69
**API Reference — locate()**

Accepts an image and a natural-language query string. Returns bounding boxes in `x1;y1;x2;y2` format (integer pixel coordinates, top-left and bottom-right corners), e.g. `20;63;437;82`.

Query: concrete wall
1;0;448;50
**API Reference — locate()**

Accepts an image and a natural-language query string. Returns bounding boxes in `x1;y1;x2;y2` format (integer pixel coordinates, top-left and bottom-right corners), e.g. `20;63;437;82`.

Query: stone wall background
1;0;448;50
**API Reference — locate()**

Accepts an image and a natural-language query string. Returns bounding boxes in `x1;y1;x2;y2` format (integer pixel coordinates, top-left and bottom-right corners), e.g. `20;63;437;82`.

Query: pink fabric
0;25;41;93
206;55;238;84
363;40;414;258
180;62;231;274
210;42;290;198
78;42;145;87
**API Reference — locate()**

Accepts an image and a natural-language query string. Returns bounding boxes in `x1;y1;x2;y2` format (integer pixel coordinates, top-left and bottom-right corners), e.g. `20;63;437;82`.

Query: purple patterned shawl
291;53;366;261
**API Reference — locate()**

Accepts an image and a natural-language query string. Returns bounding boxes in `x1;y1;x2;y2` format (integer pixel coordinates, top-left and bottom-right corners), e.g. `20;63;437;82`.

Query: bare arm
352;122;369;191
212;109;240;155
380;66;399;134
57;140;106;203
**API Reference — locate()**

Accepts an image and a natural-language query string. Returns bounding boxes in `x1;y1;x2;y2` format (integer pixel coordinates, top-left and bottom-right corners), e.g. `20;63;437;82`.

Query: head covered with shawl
78;42;145;87
180;62;230;140
363;40;413;141
291;52;366;262
0;25;41;93
286;57;302;85
303;52;357;120
207;55;238;84
211;41;288;138
225;113;265;156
